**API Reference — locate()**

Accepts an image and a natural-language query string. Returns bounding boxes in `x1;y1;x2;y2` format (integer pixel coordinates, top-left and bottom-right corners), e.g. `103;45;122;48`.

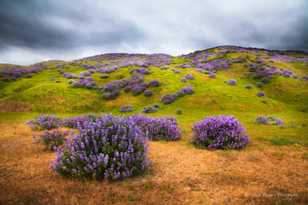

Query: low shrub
226;79;237;86
192;115;249;149
131;115;181;141
36;130;68;151
52;115;149;180
256;116;283;126
120;105;133;113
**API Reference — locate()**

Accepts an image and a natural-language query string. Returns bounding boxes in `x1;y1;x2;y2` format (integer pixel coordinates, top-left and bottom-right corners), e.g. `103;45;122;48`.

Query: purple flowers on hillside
192;115;249;149
161;94;177;104
27;115;62;130
161;86;194;105
72;77;96;89
52;115;149;180
143;104;159;113
130;115;181;141
226;79;237;86
256;116;283;126
257;91;265;97
120;105;133;113
0;65;44;81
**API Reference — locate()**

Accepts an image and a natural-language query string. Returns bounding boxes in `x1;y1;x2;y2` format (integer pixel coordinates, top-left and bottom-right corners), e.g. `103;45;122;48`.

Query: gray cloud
0;0;307;65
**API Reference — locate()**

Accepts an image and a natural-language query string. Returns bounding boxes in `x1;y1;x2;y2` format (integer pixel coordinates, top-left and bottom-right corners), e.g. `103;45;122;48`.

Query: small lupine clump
131;67;151;75
27;115;62;130
256;116;283;126
179;85;194;95
144;90;153;97
255;116;268;124
72;77;96;89
192;115;249;149
226;79;237;86
120;105;133;113
161;86;194;104
36;130;68;151
148;80;160;87
131;84;147;96
63;72;78;79
143;105;159;113
184;74;194;80
161;94;177;104
53;115;149;180
130;115;181;141
257;91;265;97
172;69;181;73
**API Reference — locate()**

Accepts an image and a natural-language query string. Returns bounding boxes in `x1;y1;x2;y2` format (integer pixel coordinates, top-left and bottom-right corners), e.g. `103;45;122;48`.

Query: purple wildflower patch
192;115;249;149
52;115;149;180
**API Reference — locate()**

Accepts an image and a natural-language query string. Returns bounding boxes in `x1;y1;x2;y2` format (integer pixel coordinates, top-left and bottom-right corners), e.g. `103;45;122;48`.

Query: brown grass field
0;122;307;205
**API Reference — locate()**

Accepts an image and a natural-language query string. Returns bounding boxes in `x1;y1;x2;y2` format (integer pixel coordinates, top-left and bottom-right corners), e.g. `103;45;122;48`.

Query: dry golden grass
0;123;307;205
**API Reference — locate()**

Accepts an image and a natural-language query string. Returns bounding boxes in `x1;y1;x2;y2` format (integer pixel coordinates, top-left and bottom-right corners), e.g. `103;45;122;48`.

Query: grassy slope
0;48;308;147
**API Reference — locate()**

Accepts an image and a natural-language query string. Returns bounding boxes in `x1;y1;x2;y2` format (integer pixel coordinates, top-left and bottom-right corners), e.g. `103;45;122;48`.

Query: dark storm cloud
0;0;143;50
0;0;307;65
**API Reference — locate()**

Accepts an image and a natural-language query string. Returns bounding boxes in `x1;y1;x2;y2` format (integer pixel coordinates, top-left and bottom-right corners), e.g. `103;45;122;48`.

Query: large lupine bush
192;115;249;149
27;115;62;130
53;115;149;180
130;115;181;141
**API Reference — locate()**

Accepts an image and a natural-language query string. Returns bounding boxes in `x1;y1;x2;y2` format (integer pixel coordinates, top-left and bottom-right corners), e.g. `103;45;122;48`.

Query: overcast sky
0;0;307;65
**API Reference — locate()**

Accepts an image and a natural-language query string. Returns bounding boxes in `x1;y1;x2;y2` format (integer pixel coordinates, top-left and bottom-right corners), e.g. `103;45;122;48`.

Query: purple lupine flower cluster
144;90;154;97
148;80;160;87
184;74;194;80
192;115;249;149
101;74;160;100
0;65;44;81
257;91;265;97
52;115;149;180
62;72;78;79
120;105;133;113
27;115;62;130
79;53;172;69
130;67;151;75
36;130;68;151
130;115;181;141
101;79;128;100
226;79;237;86
270;54;308;63
97;66;119;73
142;104;160;113
71;77;96;89
181;73;194;82
79;71;92;78
161;85;194;104
256;116;283;125
62;115;96;129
